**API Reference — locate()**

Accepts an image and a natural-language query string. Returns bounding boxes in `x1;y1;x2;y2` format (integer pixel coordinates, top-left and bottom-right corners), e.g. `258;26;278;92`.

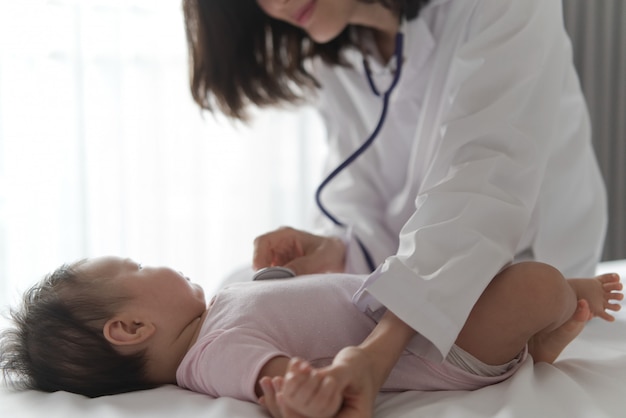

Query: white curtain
562;0;626;261
0;0;326;308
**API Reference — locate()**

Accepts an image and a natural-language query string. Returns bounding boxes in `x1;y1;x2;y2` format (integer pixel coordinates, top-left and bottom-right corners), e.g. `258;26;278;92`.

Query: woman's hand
321;347;378;418
253;227;346;275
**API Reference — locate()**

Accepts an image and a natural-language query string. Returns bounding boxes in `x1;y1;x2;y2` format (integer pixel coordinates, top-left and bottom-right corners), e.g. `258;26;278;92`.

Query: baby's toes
607;291;624;301
603;280;623;291
605;301;622;312
598;273;621;285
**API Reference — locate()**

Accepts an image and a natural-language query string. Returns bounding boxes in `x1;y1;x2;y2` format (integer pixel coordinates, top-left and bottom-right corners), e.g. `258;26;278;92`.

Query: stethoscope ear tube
315;32;405;273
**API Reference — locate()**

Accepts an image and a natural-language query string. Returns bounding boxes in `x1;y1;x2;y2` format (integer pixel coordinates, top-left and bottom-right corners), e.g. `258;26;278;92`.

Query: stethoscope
253;31;405;282
314;31;405;273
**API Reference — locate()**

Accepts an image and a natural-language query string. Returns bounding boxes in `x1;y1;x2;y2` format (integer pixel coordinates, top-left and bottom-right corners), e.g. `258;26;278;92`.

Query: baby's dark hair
182;0;431;119
0;261;155;397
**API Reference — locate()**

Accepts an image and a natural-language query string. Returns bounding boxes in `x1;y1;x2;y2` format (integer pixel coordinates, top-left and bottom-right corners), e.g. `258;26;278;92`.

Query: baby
0;257;622;418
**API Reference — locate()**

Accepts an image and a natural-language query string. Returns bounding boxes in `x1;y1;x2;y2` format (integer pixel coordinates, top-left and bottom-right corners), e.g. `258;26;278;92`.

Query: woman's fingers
253;227;304;270
282;234;346;275
253;227;346;275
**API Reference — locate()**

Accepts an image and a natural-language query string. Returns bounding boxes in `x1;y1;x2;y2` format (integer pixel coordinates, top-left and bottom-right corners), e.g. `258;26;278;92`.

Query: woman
183;0;607;415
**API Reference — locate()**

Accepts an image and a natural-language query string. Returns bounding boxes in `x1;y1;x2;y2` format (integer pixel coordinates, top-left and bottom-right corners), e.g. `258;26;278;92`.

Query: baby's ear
103;314;156;347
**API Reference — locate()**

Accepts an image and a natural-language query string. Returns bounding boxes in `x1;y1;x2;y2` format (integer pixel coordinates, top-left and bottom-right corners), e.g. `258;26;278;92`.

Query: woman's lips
293;0;316;26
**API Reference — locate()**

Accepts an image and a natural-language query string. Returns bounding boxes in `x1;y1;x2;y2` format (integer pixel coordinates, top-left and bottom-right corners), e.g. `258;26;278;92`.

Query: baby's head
0;256;206;397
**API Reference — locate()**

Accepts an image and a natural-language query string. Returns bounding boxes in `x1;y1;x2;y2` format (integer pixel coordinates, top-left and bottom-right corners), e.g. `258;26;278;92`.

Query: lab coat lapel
402;1;481;200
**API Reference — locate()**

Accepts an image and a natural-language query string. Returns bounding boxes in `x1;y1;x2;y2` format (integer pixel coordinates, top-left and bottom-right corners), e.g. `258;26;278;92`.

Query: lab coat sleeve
356;0;573;361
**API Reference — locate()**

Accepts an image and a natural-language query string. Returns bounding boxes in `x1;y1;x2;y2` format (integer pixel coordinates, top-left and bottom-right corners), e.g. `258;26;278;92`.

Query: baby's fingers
283;359;318;399
260;377;282;418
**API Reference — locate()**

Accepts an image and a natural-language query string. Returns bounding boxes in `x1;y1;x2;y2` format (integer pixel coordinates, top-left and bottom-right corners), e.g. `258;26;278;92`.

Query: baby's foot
568;273;623;321
528;299;591;364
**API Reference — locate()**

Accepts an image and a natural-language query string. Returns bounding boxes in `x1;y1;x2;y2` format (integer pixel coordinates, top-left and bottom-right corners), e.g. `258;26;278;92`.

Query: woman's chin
307;25;345;44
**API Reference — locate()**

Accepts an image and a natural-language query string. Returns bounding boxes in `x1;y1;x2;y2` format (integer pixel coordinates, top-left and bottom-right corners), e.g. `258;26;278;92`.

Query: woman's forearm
358;310;416;389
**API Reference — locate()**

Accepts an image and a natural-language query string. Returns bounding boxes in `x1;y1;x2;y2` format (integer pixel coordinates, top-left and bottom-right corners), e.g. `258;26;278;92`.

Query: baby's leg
455;262;622;366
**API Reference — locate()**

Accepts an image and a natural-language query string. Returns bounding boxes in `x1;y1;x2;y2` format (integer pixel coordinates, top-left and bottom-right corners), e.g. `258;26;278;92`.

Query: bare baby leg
455;262;623;366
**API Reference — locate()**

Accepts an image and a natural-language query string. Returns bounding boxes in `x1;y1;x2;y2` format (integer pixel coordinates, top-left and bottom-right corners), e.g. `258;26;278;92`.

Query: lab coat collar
345;15;435;74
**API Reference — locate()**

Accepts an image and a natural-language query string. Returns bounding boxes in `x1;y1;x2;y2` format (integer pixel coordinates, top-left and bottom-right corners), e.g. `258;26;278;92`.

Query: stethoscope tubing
315;32;405;273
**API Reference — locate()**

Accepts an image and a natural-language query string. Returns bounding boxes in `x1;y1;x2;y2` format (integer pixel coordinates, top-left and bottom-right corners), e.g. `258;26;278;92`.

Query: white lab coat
311;0;607;361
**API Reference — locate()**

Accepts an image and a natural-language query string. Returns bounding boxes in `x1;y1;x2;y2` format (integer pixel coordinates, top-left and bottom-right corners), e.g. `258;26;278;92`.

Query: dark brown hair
0;263;154;397
182;0;431;119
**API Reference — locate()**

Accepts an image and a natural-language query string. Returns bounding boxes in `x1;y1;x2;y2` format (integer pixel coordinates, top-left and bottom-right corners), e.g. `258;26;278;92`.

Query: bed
2;260;626;418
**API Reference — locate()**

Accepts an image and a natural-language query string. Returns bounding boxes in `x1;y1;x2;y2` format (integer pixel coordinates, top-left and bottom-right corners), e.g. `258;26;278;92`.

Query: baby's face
76;256;207;328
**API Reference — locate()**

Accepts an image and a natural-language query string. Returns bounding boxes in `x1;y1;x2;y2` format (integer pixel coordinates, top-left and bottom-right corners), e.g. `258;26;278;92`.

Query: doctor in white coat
183;0;607;413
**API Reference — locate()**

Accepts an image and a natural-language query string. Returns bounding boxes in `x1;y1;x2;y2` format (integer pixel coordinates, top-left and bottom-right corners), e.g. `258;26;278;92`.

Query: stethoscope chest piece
253;266;296;281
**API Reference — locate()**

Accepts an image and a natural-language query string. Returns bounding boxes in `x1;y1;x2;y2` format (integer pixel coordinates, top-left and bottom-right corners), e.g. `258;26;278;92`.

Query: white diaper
446;344;527;377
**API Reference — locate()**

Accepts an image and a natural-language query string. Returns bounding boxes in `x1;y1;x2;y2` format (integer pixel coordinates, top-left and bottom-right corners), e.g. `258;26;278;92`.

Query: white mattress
2;260;626;418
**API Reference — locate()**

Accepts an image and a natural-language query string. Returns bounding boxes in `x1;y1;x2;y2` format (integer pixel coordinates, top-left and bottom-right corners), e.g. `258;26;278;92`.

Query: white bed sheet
2;260;626;418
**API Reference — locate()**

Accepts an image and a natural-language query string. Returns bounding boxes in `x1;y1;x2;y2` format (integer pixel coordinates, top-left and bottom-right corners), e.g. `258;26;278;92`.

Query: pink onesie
176;274;525;402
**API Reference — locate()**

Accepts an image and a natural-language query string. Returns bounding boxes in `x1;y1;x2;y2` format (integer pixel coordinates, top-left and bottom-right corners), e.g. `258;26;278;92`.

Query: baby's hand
260;358;342;418
276;358;342;418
